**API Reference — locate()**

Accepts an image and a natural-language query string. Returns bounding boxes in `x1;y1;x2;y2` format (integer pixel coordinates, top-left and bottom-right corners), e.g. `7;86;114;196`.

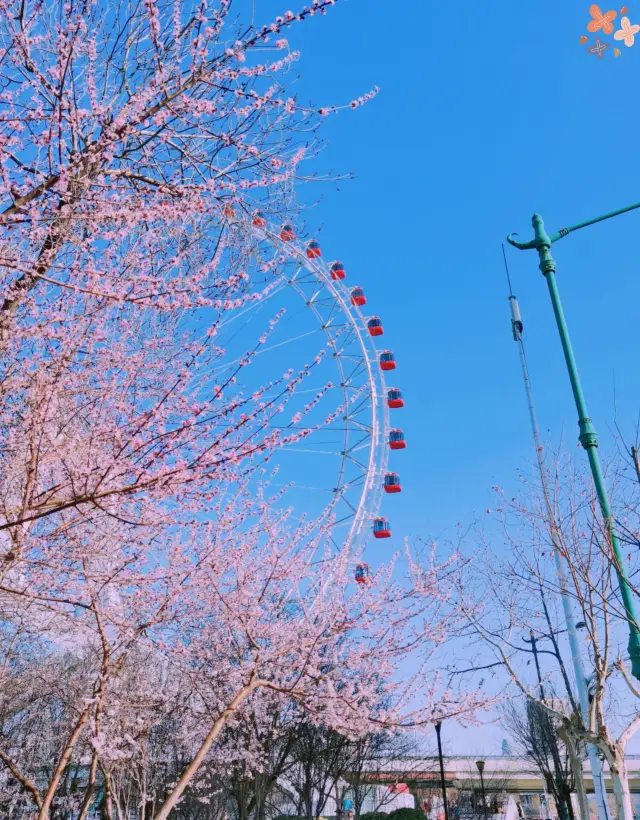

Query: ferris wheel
219;208;407;556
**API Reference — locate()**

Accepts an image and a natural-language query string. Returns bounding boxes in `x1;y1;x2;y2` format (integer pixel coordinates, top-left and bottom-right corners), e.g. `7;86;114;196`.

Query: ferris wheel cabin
384;473;402;494
223;203;236;218
280;224;295;241
252;211;267;227
389;429;406;450
350;287;366;307
379;351;396;371
387;388;404;409
355;563;370;584
330;261;346;280
367;317;384;337
306;240;322;259
373;518;391;539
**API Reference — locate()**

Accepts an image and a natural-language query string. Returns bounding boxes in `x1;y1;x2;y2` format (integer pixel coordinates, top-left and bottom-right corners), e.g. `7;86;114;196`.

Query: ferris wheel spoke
339;362;367;387
309;296;346;309
343;452;369;473
269;483;336;492
228;219;393;555
281;448;344;454
345;438;372;455
215;279;288;332
344;395;375;419
333;353;366;370
331;510;360;526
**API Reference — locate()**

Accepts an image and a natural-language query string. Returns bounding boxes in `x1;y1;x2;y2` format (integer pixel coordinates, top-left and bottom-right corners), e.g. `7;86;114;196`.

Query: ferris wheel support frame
239;221;396;554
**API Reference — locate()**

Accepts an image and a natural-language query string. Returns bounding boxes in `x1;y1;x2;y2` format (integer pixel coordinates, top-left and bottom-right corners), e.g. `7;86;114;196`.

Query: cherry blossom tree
0;0;380;323
0;488;484;818
0;0;485;817
0;0;382;538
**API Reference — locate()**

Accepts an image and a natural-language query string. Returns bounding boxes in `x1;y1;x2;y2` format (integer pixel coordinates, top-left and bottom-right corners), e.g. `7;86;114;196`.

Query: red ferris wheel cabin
387;388;404;409
379;351;396;371
384;473;402;494
330;261;346;280
355;563;370;583
306;239;322;259
373;518;391;539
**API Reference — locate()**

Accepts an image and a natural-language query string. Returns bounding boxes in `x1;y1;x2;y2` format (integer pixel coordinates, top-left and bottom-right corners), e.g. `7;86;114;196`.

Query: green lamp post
507;201;640;680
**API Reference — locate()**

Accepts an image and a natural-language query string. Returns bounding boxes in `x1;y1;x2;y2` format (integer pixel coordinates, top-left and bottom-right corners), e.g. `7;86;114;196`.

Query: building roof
357;756;640;792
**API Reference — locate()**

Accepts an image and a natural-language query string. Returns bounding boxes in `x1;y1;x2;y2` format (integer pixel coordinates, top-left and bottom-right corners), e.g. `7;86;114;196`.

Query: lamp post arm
559;199;640;239
507;199;640;252
506;233;537;250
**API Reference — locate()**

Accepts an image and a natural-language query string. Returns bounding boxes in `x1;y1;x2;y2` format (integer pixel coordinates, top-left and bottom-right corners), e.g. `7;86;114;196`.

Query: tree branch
0;747;43;808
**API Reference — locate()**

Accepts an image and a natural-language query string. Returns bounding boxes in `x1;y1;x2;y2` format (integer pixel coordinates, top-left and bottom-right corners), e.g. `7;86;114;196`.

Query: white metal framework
229;219;395;553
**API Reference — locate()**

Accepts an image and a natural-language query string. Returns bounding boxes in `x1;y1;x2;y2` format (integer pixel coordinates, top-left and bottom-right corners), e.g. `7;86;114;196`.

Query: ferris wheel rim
232;218;394;554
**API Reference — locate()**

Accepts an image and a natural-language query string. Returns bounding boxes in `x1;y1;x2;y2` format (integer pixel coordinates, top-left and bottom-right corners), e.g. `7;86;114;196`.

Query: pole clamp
538;247;556;276
578;418;598;449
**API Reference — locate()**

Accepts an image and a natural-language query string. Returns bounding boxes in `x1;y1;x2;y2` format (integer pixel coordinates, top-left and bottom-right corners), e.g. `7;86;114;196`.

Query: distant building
348;755;640;820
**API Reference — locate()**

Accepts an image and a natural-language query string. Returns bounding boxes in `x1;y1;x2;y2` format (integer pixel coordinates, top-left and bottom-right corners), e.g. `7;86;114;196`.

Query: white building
356;756;640;820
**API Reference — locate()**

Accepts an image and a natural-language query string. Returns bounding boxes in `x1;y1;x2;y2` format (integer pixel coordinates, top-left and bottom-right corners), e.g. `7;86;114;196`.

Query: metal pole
476;762;488;820
506;212;640;679
531;213;640;677
435;722;450;820
480;772;487;820
506;270;609;820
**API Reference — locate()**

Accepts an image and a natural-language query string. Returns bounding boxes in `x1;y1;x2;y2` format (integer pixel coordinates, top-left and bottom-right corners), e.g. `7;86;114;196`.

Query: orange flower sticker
588;3;618;32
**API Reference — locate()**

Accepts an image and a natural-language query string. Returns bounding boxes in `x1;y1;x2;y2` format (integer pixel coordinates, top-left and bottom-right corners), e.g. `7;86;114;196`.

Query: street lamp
475;760;488;820
434;722;450;820
507;202;640;681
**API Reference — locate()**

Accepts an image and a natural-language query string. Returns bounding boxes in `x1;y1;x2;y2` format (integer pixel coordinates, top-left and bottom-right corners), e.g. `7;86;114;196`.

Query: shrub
387;808;424;820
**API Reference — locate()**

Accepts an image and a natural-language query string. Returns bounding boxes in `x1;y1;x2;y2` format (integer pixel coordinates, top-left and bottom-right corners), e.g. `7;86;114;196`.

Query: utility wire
502;242;514;298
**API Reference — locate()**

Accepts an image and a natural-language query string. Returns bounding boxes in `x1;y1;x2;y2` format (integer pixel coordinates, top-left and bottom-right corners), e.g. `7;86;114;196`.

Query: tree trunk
559;786;576;820
38;704;92;819
101;767;115;820
78;751;99;820
602;743;633;820
153;681;257;820
560;730;590;820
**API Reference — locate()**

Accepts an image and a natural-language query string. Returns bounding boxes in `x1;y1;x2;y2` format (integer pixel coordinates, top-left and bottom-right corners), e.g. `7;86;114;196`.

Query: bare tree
455;450;640;820
446;764;511;820
342;733;426;819
502;695;576;820
282;724;353;820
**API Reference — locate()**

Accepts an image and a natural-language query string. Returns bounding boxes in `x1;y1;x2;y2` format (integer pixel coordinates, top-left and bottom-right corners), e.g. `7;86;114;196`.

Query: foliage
386;808;425;820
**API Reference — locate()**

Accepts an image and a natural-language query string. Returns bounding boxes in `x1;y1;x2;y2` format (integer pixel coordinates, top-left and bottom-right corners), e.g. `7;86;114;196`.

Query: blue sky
252;0;640;752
